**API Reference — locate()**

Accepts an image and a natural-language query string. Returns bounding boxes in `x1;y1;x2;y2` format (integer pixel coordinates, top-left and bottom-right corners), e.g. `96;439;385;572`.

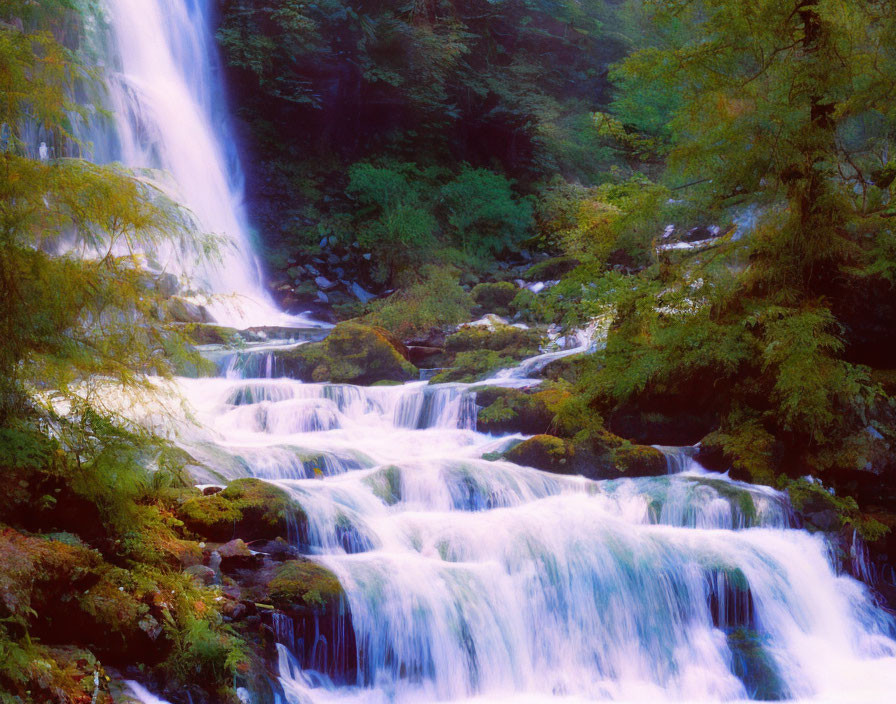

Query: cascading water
132;350;896;704
91;0;318;328
90;4;896;703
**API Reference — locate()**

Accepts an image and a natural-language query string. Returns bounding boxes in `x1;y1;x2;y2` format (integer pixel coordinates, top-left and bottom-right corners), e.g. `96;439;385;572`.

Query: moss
430;350;518;383
782;478;889;541
444;324;541;355
266;560;344;613
427;324;544;383
611;443;666;476
277;322;417;385
181;323;242;346
502;435;575;474
471;282;520;316
540;353;590;384
475;387;560;435
523;256;580;281
178;478;303;543
0;528;102;621
365;466;402;505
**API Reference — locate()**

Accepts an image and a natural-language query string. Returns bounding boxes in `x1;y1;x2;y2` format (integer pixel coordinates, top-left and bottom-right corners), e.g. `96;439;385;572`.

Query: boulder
471;282;519;316
475;387;560;435
216;539;258;571
184;564;216;586
276;322;417;385
177;478;304;543
166;296;214;324
503;435;575;474
407;346;443;365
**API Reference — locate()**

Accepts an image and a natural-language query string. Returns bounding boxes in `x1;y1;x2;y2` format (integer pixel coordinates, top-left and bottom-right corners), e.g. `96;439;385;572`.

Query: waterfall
80;5;896;703
92;0;317;329
133;346;896;704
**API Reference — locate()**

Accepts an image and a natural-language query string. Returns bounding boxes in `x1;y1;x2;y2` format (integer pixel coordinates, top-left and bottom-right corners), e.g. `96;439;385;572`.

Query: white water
94;0;319;328
137;354;896;704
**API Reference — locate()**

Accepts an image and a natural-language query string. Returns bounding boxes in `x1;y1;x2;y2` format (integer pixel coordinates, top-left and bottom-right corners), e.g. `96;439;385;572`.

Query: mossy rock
178;478;303;542
445;324;541;355
266;559;345;614
523;256;580;281
611;443;666;477
475;387;559;435
277;322;417;385
502;435;575;474
540;353;590;384
727;628;787;701
0;528;102;621
181;323;241;346
429;324;543;383
471;282;520;316
430;350;519;383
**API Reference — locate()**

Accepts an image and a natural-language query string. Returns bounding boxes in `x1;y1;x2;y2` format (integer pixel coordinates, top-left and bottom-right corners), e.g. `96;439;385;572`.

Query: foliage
214;0;644;262
361;265;473;338
440;166;533;257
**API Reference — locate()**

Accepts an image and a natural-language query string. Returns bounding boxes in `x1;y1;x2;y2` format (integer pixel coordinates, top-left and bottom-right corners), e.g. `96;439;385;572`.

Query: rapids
154;344;896;704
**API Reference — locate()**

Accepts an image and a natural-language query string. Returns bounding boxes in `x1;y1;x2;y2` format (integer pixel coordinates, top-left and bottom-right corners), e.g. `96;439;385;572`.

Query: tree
576;0;896;488
0;2;211;424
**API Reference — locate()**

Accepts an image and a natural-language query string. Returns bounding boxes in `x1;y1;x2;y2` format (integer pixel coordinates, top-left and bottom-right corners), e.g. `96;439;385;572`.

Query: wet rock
251;537;297;561
350;281;376;303
407;346;443;365
177;478;304;543
502;435;575;474
216;539;258;571
315;275;336;290
276;322;417;385
202;485;224;496
184;564;216;586
166;297;214;324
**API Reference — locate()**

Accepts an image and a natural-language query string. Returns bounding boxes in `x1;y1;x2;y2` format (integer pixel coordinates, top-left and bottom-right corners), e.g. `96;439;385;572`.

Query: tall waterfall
95;0;313;328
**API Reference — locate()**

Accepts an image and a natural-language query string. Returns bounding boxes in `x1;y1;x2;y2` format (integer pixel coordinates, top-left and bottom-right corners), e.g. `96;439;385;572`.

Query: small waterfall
654;445;700;474
111;347;896;703
487;324;600;382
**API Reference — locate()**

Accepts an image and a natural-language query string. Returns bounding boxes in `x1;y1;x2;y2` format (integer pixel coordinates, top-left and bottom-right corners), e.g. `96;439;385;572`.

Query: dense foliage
215;0;649;273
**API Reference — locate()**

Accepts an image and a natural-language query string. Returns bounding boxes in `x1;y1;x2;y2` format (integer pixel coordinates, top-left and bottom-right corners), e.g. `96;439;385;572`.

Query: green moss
471;282;520;316
611;443;666;476
178;478;303;542
475;387;562;435
502;435;575;474
278;322;417;385
445;324;541;355
523;256;580;281
267;560;344;612
430;350;518;383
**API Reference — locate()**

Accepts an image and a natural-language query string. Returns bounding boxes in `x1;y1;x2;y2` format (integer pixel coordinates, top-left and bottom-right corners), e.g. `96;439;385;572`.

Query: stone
166;296;214;324
276;322;417;385
350;282;376;303
184;564;216;586
315;275;336;290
